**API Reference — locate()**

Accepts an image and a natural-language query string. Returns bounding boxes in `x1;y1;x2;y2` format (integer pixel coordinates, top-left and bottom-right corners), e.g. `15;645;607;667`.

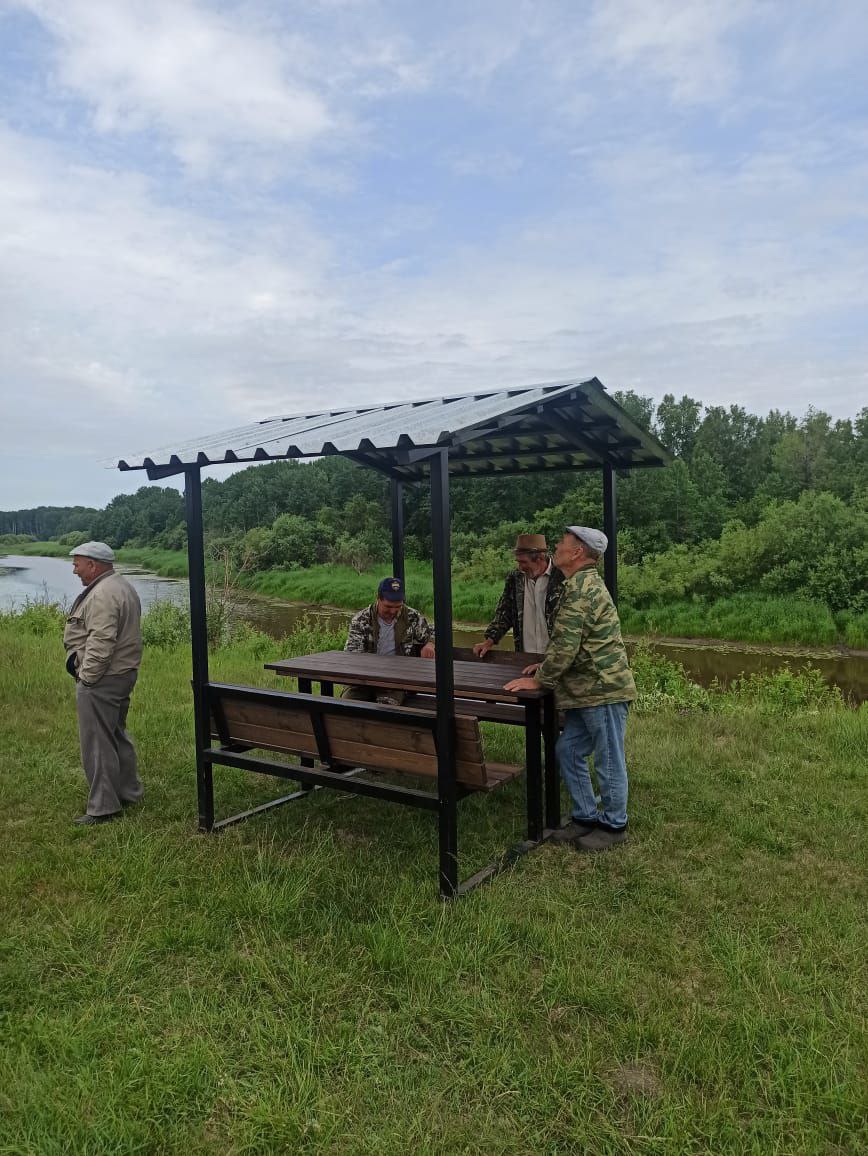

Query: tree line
2;392;866;615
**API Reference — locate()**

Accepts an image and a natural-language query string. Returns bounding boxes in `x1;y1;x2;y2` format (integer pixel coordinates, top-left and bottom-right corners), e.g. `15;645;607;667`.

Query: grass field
0;613;866;1154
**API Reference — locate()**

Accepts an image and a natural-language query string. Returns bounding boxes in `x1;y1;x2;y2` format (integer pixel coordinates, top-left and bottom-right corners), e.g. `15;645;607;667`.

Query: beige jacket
63;570;142;685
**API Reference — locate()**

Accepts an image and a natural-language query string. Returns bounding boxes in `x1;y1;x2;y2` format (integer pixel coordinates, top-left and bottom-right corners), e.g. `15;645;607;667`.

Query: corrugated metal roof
116;378;671;480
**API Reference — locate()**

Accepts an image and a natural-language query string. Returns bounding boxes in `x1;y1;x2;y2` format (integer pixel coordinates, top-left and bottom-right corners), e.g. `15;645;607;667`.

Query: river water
2;554;866;702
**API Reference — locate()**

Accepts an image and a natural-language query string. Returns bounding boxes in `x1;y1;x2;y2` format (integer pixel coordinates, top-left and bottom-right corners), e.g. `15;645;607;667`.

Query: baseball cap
377;576;405;602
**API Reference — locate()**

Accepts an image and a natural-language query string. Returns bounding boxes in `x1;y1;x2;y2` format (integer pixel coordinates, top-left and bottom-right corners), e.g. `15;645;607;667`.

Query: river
2;554;866;702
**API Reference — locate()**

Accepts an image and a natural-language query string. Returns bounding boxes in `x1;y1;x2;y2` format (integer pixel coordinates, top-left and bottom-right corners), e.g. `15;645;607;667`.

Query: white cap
69;541;115;563
565;526;608;555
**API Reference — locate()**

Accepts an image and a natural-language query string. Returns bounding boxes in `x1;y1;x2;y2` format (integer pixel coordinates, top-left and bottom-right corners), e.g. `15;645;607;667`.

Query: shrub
141;600;190;648
722;666;844;714
0;598;67;636
630;643;711;713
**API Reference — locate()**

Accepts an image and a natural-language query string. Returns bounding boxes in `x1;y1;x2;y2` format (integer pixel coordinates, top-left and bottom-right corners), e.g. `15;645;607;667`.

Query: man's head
553;526;608;576
513;533;549;577
376;576;404;623
69;541;115;587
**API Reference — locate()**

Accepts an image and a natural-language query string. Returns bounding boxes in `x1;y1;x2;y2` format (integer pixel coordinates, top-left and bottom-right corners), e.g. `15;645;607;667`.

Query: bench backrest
208;684;489;788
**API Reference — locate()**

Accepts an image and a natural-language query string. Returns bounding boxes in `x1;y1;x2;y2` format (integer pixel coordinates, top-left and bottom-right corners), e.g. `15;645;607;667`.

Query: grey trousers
76;670;143;816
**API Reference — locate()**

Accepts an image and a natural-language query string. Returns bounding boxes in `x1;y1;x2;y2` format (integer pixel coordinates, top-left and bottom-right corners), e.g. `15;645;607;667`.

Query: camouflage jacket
344;603;433;656
484;566;565;652
535;564;636;709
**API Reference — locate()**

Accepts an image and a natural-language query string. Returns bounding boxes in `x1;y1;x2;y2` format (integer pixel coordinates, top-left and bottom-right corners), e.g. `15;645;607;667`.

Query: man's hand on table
420;642;436;659
503;675;541;693
472;639;494;658
522;662;541;676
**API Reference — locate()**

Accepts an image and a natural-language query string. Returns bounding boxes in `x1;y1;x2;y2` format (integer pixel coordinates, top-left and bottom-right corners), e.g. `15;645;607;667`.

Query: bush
722;666;844;714
141;601;190;649
0;599;67;636
630;643;711;713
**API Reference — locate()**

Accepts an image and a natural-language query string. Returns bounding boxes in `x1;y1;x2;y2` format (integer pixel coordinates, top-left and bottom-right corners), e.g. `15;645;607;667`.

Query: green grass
1;617;866;1154
620;593;842;647
241;560;501;625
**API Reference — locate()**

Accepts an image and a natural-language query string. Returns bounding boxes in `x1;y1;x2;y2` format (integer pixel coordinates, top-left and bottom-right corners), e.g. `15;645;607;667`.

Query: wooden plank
212;693;489;788
264;650;549;702
213;719;488;786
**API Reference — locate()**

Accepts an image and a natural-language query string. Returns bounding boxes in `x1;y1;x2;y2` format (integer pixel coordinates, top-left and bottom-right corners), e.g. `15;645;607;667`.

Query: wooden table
265;650;561;838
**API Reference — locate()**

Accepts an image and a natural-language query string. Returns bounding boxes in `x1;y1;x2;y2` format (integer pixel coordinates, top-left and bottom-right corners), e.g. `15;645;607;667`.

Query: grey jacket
63;570;142;685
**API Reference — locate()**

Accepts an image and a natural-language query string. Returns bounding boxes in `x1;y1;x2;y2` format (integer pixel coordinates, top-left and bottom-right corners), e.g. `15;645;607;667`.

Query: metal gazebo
116;377;671;896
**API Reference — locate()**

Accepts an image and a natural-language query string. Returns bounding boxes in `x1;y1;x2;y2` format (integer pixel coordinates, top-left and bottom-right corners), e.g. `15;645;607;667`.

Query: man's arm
344;610;368;653
483;575;515;644
534;586;586;688
409;610;435;658
77;595;120;685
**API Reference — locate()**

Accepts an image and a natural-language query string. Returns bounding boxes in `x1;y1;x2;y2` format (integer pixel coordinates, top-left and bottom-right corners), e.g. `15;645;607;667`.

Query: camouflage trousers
341;685;407;707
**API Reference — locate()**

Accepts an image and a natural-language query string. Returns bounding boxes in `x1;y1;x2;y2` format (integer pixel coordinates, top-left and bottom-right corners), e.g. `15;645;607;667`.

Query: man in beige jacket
63;542;143;825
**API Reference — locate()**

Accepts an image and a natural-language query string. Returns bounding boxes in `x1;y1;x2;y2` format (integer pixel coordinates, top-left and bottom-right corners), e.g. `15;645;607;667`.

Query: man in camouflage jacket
474;533;565;656
505;527;636;852
343;575;434;705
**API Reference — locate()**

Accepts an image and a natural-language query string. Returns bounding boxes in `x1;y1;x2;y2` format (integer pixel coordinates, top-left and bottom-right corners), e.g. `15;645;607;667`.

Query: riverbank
1;614;865;1152
7;542;868;648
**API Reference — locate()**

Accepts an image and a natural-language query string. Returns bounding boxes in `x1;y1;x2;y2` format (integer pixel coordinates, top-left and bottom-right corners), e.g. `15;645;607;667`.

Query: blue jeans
556;702;630;831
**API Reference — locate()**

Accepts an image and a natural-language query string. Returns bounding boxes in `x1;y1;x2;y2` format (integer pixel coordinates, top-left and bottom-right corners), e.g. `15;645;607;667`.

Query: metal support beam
184;465;213;831
430;449;458;899
603;462;618;605
390;478;405;584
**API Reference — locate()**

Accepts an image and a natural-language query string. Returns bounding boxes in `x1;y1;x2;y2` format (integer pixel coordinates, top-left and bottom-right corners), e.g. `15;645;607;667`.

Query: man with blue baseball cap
505;526;636;852
342;576;435;705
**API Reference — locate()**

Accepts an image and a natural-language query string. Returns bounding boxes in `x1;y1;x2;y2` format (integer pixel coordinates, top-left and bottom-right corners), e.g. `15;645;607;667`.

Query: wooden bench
208;682;521;792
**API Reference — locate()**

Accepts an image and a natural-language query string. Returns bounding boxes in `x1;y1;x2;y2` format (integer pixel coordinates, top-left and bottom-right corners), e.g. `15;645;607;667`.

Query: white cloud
587;0;754;103
17;0;331;168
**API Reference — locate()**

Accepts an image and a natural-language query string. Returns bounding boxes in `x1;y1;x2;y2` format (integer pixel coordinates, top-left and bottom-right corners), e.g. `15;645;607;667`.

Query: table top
265;650;550;702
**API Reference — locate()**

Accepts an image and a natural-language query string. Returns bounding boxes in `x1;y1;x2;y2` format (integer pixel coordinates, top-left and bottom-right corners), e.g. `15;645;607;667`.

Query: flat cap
565;526;608;555
69;541;115;563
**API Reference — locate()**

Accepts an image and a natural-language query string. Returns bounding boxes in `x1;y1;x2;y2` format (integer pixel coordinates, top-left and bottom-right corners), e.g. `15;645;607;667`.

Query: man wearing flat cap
505;527;636;852
473;533;565;659
63;542;144;825
342;576;435;705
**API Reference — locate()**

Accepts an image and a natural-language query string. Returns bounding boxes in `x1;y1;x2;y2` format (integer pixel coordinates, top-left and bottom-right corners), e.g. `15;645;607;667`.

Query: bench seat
208;683;521;792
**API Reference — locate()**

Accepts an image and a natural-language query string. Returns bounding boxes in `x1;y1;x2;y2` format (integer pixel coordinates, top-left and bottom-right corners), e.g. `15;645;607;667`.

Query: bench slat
211;693;490;787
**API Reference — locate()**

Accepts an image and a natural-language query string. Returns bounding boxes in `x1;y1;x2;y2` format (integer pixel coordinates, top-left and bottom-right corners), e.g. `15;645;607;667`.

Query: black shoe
120;797;143;808
549;819;597;843
73;812;120;826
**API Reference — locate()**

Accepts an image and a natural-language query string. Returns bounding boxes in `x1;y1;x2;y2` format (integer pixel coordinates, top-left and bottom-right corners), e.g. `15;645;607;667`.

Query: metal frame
199;678;552;893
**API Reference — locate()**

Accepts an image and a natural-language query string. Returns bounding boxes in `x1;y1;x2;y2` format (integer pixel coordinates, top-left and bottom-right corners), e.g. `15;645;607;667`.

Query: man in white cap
505;526;636;851
63;542;143;825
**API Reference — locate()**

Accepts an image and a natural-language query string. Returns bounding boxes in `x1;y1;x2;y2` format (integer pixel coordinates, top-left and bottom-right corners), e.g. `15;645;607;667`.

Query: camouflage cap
565;526;608;555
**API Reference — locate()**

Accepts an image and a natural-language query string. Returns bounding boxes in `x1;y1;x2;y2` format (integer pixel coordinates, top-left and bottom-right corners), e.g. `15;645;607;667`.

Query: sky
1;0;867;509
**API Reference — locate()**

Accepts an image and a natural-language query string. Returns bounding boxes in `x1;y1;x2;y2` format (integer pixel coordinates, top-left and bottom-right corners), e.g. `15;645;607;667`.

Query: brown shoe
550;819;597;843
573;827;627;852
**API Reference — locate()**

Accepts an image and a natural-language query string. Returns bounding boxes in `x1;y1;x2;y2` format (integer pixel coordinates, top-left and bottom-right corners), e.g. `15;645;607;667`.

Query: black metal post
602;462;618;605
543;694;561;830
430;449;458;898
524;699;543;842
184;465;213;831
390;478;405;584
